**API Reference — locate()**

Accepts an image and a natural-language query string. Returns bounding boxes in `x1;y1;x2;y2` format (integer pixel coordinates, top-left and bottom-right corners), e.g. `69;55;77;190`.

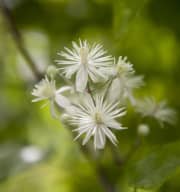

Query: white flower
32;77;71;116
109;75;144;104
65;93;126;149
56;40;113;92
114;56;134;77
136;97;176;125
109;56;143;104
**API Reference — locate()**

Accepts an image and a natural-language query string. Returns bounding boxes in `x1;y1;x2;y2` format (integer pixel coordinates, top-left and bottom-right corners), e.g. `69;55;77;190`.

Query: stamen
80;47;89;66
94;112;103;124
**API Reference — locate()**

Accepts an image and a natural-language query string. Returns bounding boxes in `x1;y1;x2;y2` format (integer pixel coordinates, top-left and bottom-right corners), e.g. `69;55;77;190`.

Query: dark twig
0;0;42;80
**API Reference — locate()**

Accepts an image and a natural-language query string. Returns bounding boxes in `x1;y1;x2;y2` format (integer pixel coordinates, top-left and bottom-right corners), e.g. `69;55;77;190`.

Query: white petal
74;130;85;141
76;66;88;92
32;97;45;102
102;126;117;145
106;119;124;130
94;126;106;149
50;101;57;118
108;78;121;101
82;127;93;145
55;94;70;108
56;86;72;94
126;91;136;105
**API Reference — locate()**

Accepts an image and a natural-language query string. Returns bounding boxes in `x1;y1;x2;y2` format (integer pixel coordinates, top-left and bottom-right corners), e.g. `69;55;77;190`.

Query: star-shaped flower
32;77;71;117
56;40;113;92
65;93;126;149
109;57;143;104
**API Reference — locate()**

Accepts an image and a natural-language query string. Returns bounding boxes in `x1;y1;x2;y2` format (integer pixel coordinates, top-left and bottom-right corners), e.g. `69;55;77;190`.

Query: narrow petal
76;66;88;92
50;101;57;118
102;126;117;145
108;78;121;101
94;126;106;149
32;97;46;102
56;86;72;94
105;119;125;130
82;127;94;145
55;94;70;108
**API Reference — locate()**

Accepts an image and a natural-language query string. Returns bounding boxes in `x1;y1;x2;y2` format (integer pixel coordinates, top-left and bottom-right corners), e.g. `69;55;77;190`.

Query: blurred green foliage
0;0;180;191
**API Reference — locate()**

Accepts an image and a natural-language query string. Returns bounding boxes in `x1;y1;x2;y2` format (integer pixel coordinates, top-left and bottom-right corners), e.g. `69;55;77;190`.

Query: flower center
94;112;103;124
80;47;89;66
116;64;126;76
41;84;54;99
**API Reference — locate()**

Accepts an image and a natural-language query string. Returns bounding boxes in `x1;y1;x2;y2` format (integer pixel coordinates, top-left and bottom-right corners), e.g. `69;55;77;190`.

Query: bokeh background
0;0;180;191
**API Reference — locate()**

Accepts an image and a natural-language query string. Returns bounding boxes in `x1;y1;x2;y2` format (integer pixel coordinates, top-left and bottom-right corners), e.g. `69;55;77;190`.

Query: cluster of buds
32;40;176;149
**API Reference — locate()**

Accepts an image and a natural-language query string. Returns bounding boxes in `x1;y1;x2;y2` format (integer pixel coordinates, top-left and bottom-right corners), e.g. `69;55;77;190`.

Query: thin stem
96;164;117;192
103;77;114;99
0;0;42;80
124;136;141;163
111;145;124;166
87;82;96;105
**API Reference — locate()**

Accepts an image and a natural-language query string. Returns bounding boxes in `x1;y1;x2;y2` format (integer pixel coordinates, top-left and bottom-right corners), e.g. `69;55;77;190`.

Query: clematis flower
32;77;71;117
109;57;143;104
56;40;113;92
65;93;126;149
113;56;134;77
136;97;176;125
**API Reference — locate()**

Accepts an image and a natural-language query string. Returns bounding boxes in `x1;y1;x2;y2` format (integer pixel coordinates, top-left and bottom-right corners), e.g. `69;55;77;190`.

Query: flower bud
137;124;150;136
46;65;58;79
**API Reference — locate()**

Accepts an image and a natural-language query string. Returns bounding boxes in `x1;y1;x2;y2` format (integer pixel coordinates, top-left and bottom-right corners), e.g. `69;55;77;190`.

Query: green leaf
128;141;180;189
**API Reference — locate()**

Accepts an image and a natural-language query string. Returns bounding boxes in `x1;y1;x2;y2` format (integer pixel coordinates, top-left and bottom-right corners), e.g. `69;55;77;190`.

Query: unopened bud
46;65;58;79
137;124;150;136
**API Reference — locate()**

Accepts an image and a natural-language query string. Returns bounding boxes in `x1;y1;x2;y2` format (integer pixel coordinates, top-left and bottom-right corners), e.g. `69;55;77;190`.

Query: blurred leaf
128;141;180;189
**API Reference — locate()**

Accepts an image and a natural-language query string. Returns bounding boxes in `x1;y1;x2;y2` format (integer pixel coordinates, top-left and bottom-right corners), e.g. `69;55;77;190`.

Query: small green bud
46;65;58;79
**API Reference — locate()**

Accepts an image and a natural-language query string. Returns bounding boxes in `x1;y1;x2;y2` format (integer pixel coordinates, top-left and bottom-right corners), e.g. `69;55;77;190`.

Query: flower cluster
32;40;176;149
